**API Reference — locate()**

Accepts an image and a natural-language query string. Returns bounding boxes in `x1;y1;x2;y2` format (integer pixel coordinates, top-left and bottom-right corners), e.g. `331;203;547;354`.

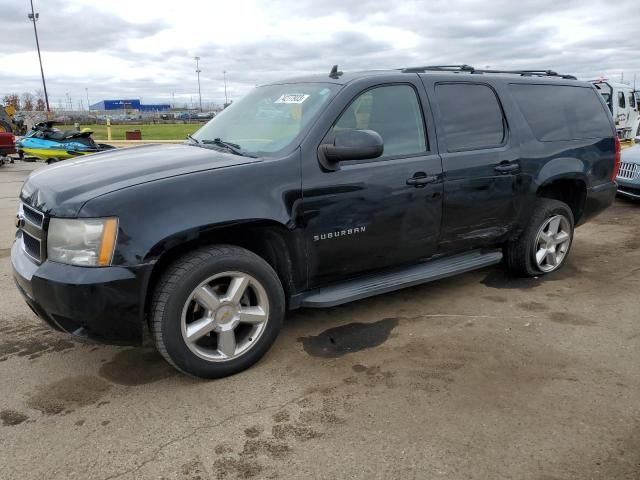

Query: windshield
192;83;340;155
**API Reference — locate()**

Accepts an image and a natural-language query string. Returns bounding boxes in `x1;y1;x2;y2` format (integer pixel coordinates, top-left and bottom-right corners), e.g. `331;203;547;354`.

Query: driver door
301;81;443;288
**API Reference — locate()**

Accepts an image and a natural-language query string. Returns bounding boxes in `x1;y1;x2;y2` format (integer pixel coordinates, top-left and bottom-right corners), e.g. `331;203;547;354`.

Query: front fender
79;152;303;266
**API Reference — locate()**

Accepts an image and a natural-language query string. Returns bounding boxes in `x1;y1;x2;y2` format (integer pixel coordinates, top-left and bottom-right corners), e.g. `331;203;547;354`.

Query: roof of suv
268;65;583;87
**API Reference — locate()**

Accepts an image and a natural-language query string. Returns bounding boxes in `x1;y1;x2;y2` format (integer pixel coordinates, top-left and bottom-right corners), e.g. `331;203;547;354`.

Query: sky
1;0;639;109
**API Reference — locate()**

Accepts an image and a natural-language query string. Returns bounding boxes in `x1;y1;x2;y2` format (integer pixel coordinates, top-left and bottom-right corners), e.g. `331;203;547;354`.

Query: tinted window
333;85;426;157
510;84;612;141
434;83;506;151
629;93;636;109
618;91;626;108
194;83;339;154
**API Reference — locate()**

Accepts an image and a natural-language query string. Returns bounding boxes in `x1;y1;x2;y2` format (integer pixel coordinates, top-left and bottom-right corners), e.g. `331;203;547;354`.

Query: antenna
329;65;343;79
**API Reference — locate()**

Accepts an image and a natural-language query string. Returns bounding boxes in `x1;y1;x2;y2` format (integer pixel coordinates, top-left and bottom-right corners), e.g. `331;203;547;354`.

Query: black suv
12;65;619;378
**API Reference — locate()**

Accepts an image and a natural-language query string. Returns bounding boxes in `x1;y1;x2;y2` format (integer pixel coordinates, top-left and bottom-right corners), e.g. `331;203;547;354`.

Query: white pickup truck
591;80;640;140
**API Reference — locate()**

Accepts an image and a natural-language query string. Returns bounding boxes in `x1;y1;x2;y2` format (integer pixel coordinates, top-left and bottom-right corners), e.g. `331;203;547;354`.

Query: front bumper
616;177;640;200
11;239;153;344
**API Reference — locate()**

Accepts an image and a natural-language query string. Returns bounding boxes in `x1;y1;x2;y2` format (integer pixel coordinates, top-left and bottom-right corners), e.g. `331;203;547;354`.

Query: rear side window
629;93;636;109
434;83;506;152
510;84;612;141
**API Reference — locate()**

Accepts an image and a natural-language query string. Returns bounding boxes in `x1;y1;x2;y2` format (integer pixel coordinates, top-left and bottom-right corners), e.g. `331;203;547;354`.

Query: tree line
2;92;47;111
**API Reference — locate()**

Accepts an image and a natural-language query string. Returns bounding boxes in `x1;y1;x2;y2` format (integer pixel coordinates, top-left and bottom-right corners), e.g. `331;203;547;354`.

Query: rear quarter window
509;84;612;141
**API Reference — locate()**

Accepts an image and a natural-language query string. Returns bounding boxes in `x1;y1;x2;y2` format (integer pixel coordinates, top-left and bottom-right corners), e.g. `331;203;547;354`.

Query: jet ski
17;122;115;163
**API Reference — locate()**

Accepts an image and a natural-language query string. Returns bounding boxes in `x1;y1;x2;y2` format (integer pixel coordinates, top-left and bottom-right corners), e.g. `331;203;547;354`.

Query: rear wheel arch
536;177;587;224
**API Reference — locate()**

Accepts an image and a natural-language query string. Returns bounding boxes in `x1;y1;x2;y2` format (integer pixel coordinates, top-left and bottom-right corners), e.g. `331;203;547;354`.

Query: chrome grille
17;203;46;264
22;203;44;227
618;162;639;180
22;231;42;261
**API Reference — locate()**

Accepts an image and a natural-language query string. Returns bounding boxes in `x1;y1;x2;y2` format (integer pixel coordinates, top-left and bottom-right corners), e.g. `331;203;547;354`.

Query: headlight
47;217;118;266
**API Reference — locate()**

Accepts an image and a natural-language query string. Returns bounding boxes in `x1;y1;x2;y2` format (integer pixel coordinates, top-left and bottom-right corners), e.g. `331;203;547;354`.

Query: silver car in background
617;143;640;200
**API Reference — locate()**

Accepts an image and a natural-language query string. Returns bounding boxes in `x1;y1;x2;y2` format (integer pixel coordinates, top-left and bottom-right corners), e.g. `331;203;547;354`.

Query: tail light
10;135;15;144
612;137;621;180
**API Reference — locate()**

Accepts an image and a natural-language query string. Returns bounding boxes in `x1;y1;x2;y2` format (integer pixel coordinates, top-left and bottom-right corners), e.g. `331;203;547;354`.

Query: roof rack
400;65;577;80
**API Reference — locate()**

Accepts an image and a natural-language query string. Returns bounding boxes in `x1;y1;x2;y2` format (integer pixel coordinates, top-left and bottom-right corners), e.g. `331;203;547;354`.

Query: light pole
85;87;90;111
194;56;202;111
28;0;50;113
223;70;228;107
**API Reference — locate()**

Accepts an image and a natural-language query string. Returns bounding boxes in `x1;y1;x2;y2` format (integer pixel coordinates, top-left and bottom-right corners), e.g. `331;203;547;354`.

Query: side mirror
320;129;383;166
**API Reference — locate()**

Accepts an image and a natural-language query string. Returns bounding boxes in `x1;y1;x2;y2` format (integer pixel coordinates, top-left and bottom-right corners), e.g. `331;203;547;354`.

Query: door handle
494;162;520;174
406;174;437;187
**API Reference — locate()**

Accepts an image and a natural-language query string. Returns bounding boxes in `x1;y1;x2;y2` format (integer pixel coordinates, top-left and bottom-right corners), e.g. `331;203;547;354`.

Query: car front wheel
150;245;285;378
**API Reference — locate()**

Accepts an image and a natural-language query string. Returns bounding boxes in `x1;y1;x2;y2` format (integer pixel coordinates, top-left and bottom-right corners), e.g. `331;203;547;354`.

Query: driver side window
333;85;427;158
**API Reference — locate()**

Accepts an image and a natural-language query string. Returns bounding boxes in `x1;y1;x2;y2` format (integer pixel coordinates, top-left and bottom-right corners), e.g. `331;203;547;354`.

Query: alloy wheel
180;271;269;362
533;214;572;272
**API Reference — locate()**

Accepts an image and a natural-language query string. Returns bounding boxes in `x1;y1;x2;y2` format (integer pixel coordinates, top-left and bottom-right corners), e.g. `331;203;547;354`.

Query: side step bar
300;250;503;308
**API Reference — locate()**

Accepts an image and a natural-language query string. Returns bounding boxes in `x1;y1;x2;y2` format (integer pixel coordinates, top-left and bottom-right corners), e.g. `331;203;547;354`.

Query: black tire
505;199;574;277
150;245;285;379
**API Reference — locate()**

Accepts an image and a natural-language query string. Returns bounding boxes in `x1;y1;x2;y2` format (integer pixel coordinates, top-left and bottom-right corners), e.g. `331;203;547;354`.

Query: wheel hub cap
534;214;571;272
214;304;238;326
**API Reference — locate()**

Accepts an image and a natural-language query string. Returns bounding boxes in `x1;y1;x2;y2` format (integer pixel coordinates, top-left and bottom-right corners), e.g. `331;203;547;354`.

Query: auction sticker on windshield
275;94;310;104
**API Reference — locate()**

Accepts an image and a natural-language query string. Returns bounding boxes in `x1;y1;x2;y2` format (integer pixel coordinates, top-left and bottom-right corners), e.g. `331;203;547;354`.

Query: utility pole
194;56;202;111
28;0;50;113
85;87;90;110
224;70;228;107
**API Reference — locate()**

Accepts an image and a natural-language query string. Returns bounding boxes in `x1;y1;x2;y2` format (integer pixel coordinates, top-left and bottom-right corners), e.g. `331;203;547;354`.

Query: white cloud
1;0;639;108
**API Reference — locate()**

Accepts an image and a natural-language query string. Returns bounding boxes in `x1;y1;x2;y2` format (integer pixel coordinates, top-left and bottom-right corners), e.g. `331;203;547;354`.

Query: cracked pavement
1;161;639;479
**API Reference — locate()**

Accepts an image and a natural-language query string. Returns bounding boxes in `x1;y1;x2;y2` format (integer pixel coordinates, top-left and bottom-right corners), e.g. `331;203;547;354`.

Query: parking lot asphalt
0;160;639;480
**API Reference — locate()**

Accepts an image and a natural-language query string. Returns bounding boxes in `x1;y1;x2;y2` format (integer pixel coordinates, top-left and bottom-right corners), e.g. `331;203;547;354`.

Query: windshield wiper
201;138;257;157
186;134;201;145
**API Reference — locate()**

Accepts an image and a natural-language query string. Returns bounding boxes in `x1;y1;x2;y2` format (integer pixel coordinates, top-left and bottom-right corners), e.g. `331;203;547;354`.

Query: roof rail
401;65;577;80
401;65;475;73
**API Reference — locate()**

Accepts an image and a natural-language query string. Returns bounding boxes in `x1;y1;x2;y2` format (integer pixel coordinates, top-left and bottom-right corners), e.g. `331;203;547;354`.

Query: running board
300;250;503;308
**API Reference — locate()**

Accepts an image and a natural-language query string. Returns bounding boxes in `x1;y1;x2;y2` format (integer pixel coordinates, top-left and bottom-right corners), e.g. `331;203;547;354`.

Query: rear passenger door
421;78;523;250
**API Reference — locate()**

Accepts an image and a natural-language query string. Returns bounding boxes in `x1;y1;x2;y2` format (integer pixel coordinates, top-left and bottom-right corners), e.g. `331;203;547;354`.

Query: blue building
89;99;170;112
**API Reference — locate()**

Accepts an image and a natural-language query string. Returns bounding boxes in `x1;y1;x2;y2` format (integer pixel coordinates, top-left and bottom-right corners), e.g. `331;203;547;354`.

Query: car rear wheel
505;199;574;277
150;245;285;378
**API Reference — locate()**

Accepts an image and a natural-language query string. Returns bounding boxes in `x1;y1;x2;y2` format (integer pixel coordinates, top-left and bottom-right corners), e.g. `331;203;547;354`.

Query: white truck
591;80;640;140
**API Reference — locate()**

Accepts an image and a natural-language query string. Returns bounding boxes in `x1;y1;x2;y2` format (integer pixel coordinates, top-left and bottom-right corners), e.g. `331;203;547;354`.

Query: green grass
64;123;201;141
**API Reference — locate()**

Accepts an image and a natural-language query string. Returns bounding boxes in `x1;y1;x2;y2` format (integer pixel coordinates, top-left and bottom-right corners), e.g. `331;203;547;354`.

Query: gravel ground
0;160;638;480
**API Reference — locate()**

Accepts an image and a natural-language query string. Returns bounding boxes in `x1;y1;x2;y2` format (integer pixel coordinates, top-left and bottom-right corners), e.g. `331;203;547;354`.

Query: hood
622;144;640;164
20;143;261;216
